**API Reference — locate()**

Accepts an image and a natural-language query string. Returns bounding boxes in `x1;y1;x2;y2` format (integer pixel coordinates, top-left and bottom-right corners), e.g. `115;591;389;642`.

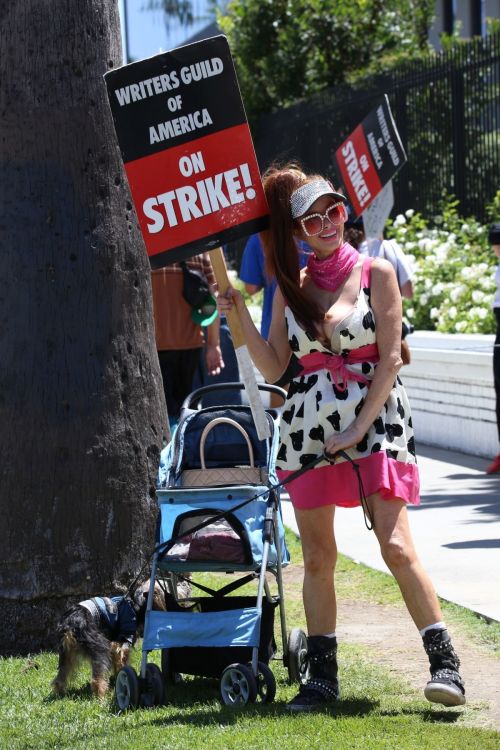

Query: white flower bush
387;194;500;334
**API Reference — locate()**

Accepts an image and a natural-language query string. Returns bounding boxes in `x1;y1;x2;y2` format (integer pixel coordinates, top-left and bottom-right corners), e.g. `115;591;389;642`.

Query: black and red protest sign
334;95;406;218
104;36;269;267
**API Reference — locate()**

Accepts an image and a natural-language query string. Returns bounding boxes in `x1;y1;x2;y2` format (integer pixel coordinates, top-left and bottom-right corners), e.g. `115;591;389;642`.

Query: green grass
1;527;499;750
1;646;499;750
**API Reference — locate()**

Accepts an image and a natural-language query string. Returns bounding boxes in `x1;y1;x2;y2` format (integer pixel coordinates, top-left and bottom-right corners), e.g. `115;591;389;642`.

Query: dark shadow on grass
421;709;463;724
149;708;241;726
309;697;378;718
147;690;378;726
148;704;379;727
43;684;94;703
379;705;463;723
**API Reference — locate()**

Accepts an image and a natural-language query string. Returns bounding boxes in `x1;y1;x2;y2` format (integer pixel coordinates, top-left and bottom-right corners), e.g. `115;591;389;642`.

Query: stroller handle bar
181;381;288;411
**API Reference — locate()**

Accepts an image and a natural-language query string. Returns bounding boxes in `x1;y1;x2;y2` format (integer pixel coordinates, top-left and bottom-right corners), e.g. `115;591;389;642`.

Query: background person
344;217;413;297
486;223;500;474
239;232;309;406
346;218;414;363
191;315;242;407
217;163;465;712
151;253;223;431
359;233;413;300
239;233;275;341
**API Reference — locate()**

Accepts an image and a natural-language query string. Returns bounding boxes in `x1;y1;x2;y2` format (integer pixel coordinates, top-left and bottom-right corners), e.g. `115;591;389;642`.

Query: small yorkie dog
52;581;165;699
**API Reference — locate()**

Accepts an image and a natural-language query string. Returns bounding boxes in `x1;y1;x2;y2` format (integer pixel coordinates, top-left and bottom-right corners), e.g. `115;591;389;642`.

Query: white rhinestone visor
290;179;346;219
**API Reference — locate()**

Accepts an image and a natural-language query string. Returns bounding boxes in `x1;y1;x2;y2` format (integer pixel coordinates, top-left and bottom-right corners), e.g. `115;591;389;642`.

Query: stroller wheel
115;666;139;711
255;662;276;703
220;663;257;706
287;628;309;685
141;663;165;708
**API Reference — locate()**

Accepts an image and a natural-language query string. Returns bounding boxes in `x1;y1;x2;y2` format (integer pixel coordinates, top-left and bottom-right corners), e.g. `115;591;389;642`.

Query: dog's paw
51;678;66;696
91;676;109;700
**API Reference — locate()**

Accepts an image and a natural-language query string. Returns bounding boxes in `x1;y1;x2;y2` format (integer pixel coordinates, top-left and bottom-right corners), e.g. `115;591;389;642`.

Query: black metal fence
253;33;500;225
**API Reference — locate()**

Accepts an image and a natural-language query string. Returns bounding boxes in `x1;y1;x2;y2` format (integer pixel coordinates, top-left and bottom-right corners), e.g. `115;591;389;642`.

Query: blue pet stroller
115;383;309;709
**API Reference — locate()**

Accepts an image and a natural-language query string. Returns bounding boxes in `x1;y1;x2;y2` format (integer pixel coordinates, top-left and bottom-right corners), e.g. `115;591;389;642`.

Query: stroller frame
115;383;308;710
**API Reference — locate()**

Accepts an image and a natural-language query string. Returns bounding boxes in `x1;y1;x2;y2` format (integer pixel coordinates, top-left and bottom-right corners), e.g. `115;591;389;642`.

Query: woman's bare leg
293;503;337;635
287;503;339;711
368;493;442;629
368;493;465;705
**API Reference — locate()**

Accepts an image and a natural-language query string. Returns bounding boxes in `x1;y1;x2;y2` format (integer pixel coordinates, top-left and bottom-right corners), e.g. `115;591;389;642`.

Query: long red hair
259;163;327;337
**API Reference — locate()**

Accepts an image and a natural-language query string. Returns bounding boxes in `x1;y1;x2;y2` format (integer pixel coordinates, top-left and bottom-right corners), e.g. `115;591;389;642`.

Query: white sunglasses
299;201;348;236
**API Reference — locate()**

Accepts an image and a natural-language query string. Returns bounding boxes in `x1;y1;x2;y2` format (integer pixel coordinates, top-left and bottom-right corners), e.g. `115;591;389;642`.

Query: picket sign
334;95;406;218
104;35;270;438
362;180;394;239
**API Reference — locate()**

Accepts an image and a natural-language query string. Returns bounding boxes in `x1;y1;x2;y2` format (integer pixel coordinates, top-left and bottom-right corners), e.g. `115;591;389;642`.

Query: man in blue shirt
239;233;309;339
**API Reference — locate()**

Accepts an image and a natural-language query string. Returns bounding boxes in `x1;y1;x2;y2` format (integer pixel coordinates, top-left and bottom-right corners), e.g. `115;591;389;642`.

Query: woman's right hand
216;286;245;316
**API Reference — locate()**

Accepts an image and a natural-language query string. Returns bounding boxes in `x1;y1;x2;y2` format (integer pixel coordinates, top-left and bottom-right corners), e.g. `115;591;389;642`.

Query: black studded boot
286;635;339;712
423;628;466;706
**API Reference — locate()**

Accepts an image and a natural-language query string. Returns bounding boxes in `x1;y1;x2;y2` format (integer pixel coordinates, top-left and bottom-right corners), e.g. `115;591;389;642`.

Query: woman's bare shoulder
370;256;398;289
370;257;400;309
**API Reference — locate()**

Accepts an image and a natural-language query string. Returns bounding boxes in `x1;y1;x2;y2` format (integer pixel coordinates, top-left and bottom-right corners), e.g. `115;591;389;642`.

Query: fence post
394;88;410;212
450;67;466;211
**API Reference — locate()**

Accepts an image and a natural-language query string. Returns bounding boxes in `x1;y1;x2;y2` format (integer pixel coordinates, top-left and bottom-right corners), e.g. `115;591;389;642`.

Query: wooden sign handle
209;246;271;439
209;247;245;348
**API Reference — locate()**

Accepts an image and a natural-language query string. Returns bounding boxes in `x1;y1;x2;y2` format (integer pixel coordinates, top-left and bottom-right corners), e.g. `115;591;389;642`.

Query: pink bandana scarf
307;242;359;292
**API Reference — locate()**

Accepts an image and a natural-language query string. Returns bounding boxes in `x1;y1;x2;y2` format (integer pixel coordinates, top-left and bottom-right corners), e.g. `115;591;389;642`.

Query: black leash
324;450;374;531
153;448;372;558
125;448;372;598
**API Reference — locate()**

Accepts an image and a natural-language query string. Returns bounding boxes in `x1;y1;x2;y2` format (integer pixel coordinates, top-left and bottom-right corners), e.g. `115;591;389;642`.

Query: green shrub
387;192;500;333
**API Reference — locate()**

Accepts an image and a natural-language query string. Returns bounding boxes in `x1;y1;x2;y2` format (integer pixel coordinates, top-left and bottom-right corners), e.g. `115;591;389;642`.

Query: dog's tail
58;615;112;672
61;631;78;652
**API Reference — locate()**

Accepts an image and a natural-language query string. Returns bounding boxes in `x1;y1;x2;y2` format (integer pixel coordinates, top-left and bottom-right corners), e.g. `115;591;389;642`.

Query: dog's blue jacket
80;596;137;645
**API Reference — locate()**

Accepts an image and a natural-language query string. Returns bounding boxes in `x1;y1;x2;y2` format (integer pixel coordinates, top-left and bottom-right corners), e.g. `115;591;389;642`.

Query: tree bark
0;0;168;653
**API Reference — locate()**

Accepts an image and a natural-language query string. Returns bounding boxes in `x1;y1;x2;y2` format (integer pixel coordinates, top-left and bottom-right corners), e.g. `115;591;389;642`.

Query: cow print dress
275;257;420;510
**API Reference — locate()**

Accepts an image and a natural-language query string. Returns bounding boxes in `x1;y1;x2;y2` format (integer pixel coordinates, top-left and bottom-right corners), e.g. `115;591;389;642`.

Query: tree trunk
0;0;168;653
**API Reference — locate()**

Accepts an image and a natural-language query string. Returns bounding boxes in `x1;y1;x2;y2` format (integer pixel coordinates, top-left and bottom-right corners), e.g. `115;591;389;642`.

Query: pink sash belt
298;344;379;391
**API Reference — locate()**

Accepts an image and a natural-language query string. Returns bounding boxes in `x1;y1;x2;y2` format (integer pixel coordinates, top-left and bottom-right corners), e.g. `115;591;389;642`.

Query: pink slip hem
277;452;420;510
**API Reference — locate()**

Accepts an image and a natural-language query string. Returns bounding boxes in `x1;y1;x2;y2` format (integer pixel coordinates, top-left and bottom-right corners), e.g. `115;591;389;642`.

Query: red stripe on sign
335;125;382;216
124;124;268;258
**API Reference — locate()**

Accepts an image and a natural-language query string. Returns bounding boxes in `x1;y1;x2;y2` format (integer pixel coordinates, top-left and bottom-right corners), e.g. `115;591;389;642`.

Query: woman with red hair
218;164;465;712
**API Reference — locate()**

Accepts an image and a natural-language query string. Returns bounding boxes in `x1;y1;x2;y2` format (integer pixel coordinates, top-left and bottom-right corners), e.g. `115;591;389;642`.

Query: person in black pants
151;254;223;432
486;223;500;473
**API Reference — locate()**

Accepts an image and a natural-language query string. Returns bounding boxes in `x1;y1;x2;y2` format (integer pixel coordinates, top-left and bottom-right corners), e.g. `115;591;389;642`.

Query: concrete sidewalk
281;444;500;622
